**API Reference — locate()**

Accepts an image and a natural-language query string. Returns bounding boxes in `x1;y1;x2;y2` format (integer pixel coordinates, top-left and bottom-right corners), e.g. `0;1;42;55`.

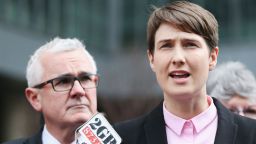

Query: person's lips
68;104;88;109
169;70;190;78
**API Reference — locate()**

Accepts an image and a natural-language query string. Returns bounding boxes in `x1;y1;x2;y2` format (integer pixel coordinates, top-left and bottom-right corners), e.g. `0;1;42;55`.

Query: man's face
222;95;256;119
148;23;218;100
31;49;97;128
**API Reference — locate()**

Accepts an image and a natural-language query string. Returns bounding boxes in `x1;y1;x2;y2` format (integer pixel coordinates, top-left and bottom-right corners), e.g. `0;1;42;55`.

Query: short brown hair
147;1;218;54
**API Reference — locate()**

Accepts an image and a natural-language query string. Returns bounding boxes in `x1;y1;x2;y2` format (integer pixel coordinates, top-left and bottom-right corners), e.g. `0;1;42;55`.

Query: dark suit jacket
1;131;42;144
114;97;256;144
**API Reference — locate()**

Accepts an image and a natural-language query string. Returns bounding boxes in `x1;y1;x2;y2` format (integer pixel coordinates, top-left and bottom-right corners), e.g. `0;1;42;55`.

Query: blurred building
0;0;256;142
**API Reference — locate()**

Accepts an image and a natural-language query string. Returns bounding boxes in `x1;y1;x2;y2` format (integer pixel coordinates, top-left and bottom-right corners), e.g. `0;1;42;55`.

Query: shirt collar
163;96;217;135
191;96;217;133
42;125;76;144
42;125;61;144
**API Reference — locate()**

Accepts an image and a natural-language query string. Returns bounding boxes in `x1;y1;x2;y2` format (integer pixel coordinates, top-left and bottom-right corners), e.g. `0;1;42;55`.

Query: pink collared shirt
163;96;218;144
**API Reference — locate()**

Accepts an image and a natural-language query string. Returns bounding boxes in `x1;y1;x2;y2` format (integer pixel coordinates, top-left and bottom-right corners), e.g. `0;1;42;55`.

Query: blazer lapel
25;129;43;144
144;101;168;144
213;98;237;144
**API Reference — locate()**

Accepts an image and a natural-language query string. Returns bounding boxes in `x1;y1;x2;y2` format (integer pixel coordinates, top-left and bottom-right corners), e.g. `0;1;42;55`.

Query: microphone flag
75;113;122;144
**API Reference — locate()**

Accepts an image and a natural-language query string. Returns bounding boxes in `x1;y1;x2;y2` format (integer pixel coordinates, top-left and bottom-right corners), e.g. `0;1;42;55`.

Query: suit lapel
144;101;168;144
213;98;237;144
25;129;43;144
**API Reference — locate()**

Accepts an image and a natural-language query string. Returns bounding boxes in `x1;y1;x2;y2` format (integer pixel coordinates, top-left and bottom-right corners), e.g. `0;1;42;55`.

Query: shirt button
185;121;192;127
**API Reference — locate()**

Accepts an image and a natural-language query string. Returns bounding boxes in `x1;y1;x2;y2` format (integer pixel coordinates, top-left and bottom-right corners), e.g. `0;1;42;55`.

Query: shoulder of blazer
1;138;27;144
213;97;256;125
213;97;256;144
114;101;166;144
1;130;42;144
114;109;151;142
114;101;163;133
24;131;42;144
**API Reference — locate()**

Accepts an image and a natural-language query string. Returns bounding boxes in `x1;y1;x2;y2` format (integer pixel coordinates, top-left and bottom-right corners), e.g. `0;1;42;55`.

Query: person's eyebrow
157;39;174;44
182;38;200;43
56;72;95;78
57;73;74;77
155;39;174;48
78;71;95;76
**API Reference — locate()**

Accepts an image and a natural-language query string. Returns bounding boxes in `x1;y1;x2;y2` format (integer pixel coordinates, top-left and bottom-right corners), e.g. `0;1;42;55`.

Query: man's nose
69;80;85;97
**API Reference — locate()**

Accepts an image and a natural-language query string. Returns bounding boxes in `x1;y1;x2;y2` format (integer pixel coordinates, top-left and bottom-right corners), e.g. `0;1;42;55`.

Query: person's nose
69;80;85;97
171;48;185;67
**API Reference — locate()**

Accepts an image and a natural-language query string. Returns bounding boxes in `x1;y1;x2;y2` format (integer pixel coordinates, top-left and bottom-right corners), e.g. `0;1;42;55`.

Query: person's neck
164;93;209;120
45;123;78;144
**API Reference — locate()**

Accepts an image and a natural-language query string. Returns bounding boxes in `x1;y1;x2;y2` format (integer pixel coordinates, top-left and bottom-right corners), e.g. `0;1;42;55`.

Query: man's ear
209;47;219;71
25;88;42;112
147;50;155;72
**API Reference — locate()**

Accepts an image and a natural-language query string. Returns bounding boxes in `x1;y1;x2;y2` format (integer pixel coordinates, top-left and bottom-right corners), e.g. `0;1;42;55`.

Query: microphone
75;113;122;144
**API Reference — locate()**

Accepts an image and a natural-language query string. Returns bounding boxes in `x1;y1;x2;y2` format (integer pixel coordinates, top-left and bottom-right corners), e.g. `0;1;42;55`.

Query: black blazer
114;98;256;144
1;131;42;144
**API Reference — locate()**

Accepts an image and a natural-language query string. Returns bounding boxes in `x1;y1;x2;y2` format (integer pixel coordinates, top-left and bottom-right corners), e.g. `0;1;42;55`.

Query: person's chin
69;115;90;126
67;107;96;123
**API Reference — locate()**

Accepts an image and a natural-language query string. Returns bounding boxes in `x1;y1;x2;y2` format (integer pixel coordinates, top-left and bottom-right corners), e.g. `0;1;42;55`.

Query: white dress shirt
42;125;76;144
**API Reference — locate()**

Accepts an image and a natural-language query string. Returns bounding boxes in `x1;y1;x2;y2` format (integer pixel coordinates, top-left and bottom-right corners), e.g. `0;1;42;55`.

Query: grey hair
26;37;97;87
207;61;256;103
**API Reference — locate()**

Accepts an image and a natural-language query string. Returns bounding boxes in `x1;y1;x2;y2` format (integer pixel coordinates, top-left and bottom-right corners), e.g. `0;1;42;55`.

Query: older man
3;37;99;144
207;61;256;119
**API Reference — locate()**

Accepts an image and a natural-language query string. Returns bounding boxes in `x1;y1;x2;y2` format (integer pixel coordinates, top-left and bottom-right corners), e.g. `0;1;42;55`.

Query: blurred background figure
207;61;256;119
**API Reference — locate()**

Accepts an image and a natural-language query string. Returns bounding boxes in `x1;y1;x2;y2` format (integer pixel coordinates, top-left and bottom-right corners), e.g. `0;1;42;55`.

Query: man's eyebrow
57;72;94;78
78;72;94;76
58;73;73;77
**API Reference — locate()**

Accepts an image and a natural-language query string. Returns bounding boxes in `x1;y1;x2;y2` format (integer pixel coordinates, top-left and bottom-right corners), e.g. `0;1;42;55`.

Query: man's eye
80;75;91;82
244;108;256;114
55;77;72;86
